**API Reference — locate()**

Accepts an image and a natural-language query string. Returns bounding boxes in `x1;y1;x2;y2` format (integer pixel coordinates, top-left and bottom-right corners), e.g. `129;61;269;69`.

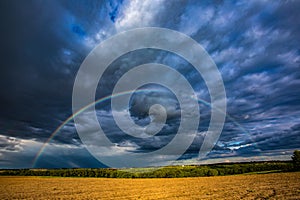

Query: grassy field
0;172;299;199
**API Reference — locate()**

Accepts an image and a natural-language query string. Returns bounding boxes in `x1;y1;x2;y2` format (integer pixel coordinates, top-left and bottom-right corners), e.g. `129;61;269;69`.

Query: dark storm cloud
0;0;299;168
0;0;114;146
0;1;77;141
241;123;300;151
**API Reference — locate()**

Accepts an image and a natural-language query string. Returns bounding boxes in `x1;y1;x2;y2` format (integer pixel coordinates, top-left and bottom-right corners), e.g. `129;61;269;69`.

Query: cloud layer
0;0;299;168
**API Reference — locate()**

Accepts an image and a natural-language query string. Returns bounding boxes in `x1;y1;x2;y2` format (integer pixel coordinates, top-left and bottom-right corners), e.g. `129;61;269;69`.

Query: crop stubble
0;172;299;199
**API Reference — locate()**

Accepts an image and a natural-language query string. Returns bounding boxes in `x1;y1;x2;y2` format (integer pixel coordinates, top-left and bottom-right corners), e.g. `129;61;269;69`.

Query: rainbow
32;89;258;167
32;89;161;167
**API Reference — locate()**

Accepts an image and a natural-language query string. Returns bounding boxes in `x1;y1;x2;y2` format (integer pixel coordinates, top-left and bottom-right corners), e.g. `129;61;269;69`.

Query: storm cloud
0;0;299;168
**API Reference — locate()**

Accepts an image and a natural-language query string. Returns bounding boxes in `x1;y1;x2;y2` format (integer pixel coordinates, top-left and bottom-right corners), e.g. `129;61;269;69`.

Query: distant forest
1;161;299;178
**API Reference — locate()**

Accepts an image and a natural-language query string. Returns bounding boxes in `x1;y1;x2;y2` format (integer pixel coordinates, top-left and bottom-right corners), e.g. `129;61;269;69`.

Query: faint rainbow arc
32;89;256;167
32;89;162;167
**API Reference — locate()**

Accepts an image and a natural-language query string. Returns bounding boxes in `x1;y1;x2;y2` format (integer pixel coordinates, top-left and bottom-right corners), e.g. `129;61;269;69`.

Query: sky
0;0;300;168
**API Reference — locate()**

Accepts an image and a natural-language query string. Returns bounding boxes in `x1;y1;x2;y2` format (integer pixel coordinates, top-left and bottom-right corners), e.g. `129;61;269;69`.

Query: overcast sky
0;0;300;168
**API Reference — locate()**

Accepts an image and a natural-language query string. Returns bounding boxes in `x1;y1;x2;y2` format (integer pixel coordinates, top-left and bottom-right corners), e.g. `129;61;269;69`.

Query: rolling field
0;172;299;199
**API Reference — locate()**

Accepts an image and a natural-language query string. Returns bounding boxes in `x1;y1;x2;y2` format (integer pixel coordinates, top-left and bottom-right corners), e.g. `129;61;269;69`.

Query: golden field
0;172;299;200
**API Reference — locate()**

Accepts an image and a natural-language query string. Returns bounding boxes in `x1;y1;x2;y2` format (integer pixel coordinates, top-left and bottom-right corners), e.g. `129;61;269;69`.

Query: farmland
0;172;299;199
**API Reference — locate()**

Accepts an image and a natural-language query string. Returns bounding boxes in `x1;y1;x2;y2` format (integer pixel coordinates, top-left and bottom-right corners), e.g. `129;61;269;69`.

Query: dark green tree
292;150;300;170
207;169;219;176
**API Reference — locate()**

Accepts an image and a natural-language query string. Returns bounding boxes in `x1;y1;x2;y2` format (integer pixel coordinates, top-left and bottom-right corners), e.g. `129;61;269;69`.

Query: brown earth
0;172;299;199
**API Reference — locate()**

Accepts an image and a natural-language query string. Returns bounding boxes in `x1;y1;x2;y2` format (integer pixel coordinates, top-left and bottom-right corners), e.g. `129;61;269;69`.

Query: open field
0;172;299;199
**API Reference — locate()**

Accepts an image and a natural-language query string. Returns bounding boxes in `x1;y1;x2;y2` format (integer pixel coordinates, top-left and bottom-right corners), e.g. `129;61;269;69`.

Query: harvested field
0;172;299;199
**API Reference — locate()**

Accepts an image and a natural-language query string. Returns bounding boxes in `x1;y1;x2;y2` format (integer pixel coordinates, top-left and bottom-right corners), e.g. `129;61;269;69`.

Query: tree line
1;151;299;178
0;161;296;178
